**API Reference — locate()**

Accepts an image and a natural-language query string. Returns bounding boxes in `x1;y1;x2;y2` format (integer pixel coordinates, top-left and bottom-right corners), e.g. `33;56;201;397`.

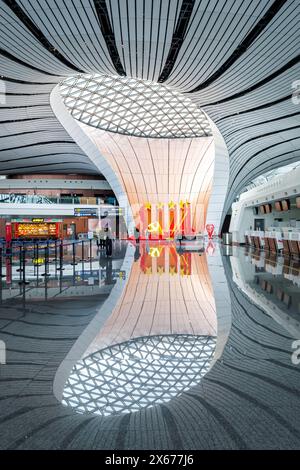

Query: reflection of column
180;252;191;275
151;204;158;241
169;201;176;239
140;245;152;274
157;245;165;274
169;245;178;274
76;244;219;355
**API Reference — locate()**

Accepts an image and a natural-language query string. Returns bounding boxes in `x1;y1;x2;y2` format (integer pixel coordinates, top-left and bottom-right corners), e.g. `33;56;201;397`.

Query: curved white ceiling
0;0;299;216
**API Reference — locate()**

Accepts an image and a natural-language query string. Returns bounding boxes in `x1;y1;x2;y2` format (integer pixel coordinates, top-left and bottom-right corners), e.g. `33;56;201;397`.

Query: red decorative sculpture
206;223;215;239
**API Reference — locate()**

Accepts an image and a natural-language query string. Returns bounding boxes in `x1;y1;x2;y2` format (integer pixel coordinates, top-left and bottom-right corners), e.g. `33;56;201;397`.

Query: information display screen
74;208;98;217
16;223;57;238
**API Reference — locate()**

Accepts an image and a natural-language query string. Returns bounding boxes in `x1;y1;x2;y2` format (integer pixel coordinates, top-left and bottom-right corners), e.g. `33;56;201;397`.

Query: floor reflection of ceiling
85;245;217;354
62;334;216;417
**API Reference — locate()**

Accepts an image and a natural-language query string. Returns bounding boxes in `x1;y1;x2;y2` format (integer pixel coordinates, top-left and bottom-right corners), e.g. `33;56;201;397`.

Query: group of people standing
97;224;113;256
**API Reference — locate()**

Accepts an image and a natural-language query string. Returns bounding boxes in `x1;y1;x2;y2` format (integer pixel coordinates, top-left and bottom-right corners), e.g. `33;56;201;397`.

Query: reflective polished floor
0;241;300;449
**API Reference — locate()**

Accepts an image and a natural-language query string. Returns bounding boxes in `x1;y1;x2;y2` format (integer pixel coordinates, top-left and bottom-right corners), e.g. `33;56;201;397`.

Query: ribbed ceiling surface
0;0;299;215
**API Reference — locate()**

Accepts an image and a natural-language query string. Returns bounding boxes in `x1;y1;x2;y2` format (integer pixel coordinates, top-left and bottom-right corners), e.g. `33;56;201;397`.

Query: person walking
134;227;140;244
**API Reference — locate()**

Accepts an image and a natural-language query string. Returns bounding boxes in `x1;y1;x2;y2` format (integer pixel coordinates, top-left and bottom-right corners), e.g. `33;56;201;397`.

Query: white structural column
51;85;229;235
79;124;215;235
50;86;135;230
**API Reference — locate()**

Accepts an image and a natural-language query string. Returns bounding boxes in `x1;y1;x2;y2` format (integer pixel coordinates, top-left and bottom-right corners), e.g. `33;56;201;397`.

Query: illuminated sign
70;206;122;218
74;208;98;217
33;258;45;266
11;218;62;223
100;207;123;217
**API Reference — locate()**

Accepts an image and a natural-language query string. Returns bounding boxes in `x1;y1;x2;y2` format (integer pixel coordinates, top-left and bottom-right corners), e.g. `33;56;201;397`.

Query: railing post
56;239;64;271
18;246;29;285
71;240;78;266
16;245;23;272
88;238;93;260
54;239;58;262
36;241;39;283
41;244;51;277
80;239;87;262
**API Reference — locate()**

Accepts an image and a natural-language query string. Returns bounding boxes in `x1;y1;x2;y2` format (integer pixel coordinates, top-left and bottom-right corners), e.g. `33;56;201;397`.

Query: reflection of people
105;234;113;257
98;227;106;249
145;229;150;253
134;243;140;261
134;227;140;244
106;259;113;284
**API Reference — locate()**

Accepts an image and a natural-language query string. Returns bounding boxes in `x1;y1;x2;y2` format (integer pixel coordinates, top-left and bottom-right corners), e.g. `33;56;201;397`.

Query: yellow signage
149;246;162;258
33;258;45;266
32;218;44;223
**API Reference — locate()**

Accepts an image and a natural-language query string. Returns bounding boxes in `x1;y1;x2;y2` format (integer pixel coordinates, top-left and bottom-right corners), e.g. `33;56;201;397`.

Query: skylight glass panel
60;73;212;139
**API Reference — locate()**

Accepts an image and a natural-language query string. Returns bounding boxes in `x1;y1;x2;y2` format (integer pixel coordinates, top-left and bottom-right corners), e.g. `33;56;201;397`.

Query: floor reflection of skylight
62;334;216;417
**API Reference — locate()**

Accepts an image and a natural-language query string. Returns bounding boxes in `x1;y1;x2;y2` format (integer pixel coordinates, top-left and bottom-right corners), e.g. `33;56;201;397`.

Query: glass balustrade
0;194;110;205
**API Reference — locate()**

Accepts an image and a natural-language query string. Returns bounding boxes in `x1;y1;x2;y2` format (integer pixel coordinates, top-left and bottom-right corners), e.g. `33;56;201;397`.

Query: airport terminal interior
0;0;299;451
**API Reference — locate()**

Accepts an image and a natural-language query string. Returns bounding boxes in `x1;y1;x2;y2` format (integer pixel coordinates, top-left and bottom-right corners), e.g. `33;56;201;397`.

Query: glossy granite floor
0;242;299;449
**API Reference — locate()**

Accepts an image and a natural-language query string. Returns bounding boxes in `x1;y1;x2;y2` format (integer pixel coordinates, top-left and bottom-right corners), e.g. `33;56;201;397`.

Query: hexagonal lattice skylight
60;74;212;139
62;334;216;417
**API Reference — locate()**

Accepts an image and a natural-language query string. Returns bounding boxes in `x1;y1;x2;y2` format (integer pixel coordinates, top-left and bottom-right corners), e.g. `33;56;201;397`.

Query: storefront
11;218;62;240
